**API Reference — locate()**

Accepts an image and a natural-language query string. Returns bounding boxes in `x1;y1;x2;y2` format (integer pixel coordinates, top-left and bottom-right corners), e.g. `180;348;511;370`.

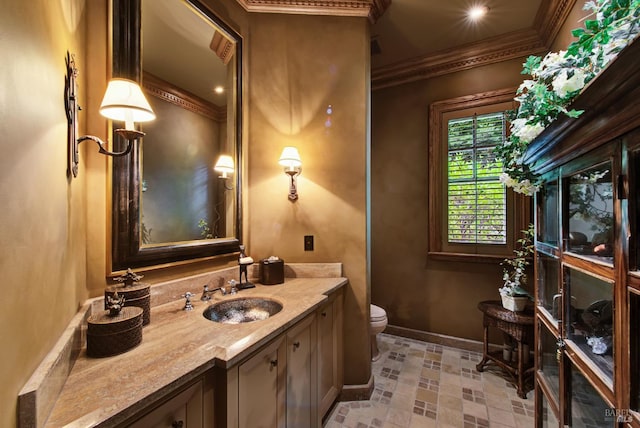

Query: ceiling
143;0;231;106
231;0;572;90
370;0;543;69
142;0;572;101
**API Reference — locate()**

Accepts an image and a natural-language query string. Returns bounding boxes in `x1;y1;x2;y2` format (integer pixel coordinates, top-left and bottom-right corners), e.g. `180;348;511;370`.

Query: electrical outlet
304;235;314;251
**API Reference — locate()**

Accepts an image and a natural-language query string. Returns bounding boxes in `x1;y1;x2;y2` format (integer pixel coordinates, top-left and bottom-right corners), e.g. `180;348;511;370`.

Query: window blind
447;112;506;244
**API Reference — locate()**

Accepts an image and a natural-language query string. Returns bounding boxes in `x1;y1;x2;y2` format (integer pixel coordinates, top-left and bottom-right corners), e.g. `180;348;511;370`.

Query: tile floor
324;333;535;428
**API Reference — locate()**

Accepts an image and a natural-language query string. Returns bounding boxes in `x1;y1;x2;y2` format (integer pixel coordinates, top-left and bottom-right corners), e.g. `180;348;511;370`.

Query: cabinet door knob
270;359;278;368
293;341;300;349
172;421;184;428
321;311;327;317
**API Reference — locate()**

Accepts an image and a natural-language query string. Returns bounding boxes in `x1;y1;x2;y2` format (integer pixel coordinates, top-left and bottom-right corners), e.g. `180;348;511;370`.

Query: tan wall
370;0;592;342
1;2;371;425
0;0;594;425
246;13;371;386
0;1;96;426
371;58;528;341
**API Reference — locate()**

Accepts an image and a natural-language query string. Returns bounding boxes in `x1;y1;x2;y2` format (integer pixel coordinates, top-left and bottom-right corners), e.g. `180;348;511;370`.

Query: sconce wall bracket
65;52;80;177
285;168;301;201
65;51;152;178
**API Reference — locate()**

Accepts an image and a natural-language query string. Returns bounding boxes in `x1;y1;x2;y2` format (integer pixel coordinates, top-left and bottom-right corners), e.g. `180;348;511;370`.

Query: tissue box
260;258;284;285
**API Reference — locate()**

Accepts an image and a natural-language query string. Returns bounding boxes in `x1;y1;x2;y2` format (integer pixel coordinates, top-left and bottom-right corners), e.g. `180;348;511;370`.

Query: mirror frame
111;0;243;271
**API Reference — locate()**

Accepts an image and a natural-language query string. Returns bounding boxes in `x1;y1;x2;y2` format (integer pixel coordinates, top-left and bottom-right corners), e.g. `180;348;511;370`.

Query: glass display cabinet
522;39;640;427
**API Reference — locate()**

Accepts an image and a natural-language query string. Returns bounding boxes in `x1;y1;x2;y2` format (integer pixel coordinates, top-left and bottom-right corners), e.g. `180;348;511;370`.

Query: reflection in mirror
141;0;235;244
111;0;242;271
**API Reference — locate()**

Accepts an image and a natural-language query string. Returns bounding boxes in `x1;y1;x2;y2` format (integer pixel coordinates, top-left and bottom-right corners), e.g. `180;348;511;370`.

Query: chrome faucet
200;284;226;301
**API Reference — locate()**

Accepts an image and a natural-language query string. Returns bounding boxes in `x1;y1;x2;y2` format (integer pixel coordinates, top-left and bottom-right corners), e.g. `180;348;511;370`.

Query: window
428;89;530;261
447;112;506;244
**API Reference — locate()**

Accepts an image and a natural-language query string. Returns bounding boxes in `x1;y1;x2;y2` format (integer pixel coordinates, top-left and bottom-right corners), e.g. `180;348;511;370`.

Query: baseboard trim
384;324;501;353
338;372;375;401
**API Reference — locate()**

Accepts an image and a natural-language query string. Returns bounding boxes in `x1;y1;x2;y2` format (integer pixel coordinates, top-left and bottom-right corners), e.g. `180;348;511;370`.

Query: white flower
517;80;535;94
514;123;545;144
541;50;566;68
512;180;539;196
509;118;528;134
499;173;517;188
552;69;587;98
538;51;568;78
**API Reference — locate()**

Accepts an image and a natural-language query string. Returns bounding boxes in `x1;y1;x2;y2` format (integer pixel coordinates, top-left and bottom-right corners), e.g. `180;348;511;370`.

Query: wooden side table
476;300;535;398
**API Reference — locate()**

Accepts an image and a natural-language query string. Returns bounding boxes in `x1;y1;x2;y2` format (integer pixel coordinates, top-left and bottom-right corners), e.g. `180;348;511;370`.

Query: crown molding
535;0;578;47
371;0;576;90
372;29;547;90
234;0;391;22
143;72;226;122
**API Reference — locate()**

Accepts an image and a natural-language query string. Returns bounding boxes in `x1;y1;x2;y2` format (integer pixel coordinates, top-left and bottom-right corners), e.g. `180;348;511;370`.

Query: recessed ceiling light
468;5;489;21
214;85;225;94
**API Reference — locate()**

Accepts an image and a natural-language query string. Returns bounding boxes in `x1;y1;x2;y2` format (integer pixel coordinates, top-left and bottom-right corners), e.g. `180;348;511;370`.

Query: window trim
428;88;531;262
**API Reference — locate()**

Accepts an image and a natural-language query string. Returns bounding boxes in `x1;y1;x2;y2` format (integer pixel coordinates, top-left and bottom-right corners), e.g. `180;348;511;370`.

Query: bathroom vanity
19;265;345;428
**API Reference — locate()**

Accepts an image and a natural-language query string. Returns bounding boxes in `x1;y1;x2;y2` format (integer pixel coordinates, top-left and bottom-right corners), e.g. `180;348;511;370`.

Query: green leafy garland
495;0;640;196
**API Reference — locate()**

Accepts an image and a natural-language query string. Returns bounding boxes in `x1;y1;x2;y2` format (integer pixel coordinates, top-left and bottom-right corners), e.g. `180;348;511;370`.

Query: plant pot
501;294;528;312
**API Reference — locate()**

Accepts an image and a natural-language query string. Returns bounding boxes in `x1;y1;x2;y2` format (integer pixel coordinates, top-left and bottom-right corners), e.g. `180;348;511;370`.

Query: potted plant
499;225;534;311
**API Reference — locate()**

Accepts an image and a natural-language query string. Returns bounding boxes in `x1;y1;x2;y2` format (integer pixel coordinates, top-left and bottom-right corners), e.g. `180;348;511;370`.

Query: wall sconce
214;154;235;191
278;146;302;201
65;52;155;177
214;155;234;179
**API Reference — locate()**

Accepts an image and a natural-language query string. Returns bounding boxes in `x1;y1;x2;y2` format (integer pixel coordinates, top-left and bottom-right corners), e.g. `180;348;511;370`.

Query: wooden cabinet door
286;314;317;428
238;335;286;428
317;290;343;419
128;380;204;428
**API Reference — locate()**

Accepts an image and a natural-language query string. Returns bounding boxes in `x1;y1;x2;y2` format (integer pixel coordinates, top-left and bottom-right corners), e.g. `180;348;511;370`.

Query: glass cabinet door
537;179;559;247
537;252;561;322
565;162;614;264
540;391;560;428
539;324;560;402
631;292;640;414
569;362;613;427
564;267;614;382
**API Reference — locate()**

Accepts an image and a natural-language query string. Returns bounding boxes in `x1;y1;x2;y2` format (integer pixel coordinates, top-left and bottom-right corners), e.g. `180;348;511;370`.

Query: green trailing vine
495;0;640;195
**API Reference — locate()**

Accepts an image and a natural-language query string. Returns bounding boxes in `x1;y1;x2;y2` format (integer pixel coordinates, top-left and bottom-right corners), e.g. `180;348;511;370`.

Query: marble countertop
43;277;347;427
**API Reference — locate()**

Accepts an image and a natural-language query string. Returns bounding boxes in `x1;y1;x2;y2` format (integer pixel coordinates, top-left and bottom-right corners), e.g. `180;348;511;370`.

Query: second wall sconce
214;154;235;191
279;146;302;201
65;52;156;178
214;155;234;179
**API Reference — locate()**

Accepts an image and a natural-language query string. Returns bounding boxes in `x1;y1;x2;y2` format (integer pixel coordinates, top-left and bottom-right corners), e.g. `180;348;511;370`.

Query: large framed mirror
111;0;242;271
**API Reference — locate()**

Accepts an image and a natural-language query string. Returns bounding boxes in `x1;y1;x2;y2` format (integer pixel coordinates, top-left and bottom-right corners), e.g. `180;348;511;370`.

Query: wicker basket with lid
105;268;151;325
87;306;143;358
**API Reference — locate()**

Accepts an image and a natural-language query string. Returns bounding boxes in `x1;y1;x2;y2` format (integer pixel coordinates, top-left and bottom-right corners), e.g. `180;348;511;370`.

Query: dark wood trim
530;38;640;426
111;0;243;272
427;88;531;262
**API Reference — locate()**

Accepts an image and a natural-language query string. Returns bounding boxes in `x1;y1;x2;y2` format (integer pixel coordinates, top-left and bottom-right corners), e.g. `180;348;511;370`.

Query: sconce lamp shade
278;146;302;170
99;78;156;127
214;154;235;178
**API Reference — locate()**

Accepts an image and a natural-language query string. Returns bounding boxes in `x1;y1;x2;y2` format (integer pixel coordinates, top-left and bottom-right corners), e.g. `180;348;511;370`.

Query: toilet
370;304;388;362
